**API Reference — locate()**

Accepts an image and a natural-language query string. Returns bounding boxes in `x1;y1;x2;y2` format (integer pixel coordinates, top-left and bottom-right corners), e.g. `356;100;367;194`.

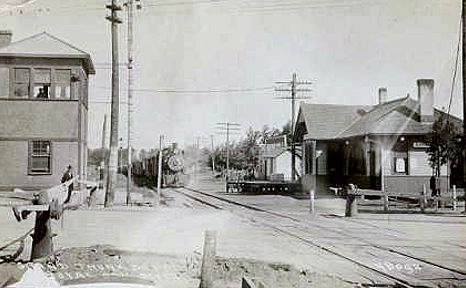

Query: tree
427;114;462;178
240;128;262;173
206;124;289;175
88;148;109;166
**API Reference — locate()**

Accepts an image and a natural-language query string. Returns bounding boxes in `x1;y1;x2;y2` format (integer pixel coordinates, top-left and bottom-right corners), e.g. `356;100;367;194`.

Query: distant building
258;135;302;181
0;31;95;190
295;79;463;196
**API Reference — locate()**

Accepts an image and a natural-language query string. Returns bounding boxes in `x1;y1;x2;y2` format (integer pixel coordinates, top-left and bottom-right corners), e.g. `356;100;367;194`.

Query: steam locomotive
131;145;188;187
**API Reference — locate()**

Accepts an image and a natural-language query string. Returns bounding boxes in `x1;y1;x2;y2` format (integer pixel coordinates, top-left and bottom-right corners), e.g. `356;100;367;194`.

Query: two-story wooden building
0;31;94;190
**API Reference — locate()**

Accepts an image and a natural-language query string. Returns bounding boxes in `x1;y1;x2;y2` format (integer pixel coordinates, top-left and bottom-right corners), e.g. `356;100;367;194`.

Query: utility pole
211;135;215;174
125;0;133;206
105;0;122;207
101;115;108;151
216;123;241;181
124;0;141;205
462;0;466;212
275;73;312;181
157;135;164;204
100;114;108;189
196;136;200;176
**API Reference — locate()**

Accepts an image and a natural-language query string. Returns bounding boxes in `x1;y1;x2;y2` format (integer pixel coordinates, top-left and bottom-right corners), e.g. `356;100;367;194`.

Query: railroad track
171;186;466;288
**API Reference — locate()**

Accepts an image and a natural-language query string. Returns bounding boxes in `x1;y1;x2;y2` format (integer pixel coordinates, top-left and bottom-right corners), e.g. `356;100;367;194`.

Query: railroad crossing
174;172;466;287
0;171;465;287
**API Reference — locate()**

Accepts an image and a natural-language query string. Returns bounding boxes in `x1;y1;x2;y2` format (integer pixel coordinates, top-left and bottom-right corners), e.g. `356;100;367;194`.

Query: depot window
29;141;52;174
393;152;408;175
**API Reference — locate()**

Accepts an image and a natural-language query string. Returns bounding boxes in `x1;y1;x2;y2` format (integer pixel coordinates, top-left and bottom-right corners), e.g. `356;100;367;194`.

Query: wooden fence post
383;195;389;212
420;184;426;213
200;230;217;288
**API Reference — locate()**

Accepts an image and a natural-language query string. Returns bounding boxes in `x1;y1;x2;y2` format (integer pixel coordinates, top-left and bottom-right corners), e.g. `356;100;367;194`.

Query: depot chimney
378;87;387;104
417;79;434;123
0;30;12;48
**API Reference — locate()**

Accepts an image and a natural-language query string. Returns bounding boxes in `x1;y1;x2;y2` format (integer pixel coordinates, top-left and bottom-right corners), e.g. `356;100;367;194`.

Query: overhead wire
2;0;389;16
446;16;462;123
141;0;388;15
94;86;274;94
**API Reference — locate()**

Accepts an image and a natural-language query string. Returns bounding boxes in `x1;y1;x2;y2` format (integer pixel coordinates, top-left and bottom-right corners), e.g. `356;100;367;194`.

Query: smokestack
378;87;387;104
417;79;434;123
0;30;12;48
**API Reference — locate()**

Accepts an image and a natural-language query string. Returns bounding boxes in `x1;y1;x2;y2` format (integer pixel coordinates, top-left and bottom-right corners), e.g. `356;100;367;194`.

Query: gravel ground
0;173;357;287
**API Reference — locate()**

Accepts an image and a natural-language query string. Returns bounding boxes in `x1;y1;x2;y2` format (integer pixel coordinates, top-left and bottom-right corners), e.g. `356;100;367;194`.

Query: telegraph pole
101;115;108;149
100;114;108;189
462;0;466;212
125;0;133;205
275;73;312;181
105;0;122;207
157;135;164;204
124;0;141;205
196;136;200;176
216;122;240;181
211;135;215;174
101;114;108;164
124;0;140;205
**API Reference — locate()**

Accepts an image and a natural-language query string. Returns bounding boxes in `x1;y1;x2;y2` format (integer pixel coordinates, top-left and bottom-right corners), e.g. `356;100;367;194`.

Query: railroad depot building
0;31;95;190
295;79;464;196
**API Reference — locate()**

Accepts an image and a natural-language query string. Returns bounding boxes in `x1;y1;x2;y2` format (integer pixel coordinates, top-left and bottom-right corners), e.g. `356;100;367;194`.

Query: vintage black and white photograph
0;0;465;287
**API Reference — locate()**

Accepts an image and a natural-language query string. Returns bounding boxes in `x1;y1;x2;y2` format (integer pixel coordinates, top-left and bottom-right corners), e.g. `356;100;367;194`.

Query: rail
173;186;466;287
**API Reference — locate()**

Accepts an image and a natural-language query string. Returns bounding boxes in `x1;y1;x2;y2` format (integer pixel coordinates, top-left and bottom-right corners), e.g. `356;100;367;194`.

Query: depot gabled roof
338;96;427;137
296;96;463;141
0;32;95;74
296;103;371;140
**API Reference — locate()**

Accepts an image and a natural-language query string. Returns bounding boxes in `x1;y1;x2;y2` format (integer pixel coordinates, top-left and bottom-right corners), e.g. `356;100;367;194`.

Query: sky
0;0;463;150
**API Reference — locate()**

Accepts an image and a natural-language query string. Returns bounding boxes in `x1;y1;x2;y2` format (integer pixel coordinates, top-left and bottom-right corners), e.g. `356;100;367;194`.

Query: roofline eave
304;131;431;142
0;53;95;75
